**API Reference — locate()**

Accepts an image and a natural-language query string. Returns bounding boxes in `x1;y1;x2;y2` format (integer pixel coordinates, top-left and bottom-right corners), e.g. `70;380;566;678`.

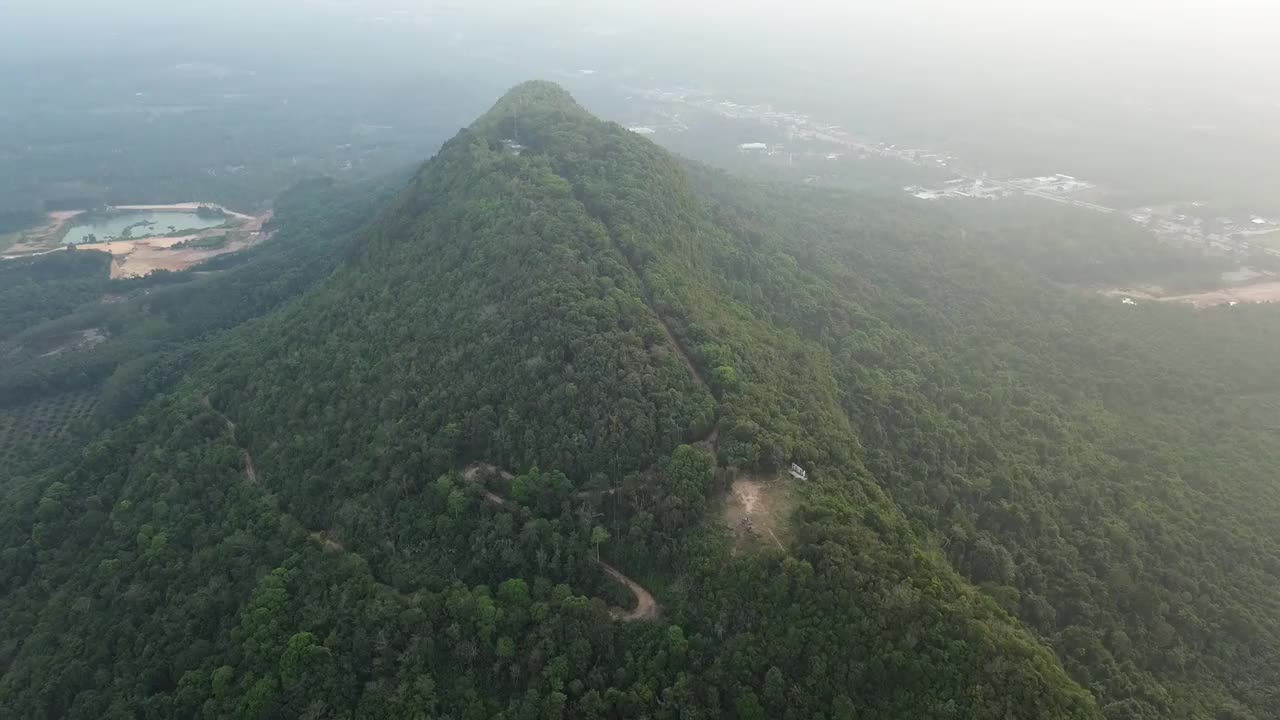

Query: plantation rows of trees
0;390;96;469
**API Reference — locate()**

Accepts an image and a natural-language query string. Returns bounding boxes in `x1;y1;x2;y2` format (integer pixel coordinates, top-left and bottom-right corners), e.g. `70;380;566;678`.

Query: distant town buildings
905;175;1096;204
629;83;1278;261
1129;205;1280;256
905;178;1013;201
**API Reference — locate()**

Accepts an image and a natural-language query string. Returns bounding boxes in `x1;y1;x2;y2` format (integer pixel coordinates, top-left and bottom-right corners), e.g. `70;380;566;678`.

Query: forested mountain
1;81;1277;720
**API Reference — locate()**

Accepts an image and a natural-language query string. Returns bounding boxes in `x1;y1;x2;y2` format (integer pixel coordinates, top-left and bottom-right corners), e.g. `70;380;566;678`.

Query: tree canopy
1;81;1278;720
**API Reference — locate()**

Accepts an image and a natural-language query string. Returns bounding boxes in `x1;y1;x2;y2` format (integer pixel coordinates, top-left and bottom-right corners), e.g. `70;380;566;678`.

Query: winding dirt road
600;562;659;621
202;396;258;484
464;462;660;622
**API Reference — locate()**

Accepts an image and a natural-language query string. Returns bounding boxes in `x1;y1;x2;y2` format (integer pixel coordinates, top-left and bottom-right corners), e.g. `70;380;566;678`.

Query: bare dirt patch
78;210;272;278
1103;281;1280;308
1;211;85;258
115;202;255;221
1159;281;1280;308
3;204;270;272
722;474;790;553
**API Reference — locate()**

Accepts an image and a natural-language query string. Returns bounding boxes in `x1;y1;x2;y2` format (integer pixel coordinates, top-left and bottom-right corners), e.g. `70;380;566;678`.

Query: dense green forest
1;82;1278;720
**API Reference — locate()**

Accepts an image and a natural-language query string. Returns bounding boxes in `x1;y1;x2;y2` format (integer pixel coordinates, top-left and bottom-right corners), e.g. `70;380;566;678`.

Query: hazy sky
7;0;1280;60
0;0;1275;206
3;0;1277;121
3;0;1275;100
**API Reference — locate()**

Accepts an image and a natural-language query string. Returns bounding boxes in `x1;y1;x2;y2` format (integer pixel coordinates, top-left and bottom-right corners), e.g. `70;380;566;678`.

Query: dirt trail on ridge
652;314;709;393
611;245;722;456
464;463;660;622
202;396;258;484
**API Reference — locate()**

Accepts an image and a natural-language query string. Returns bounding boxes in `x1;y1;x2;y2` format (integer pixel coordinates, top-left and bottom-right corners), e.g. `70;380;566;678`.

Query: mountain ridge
195;79;1104;715
3;81;1279;719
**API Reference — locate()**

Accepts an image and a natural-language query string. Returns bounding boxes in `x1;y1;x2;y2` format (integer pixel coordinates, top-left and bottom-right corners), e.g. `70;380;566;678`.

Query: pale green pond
63;211;225;245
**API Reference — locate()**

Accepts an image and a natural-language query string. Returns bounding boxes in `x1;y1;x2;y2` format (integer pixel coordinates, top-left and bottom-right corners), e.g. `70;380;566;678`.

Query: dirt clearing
1;211;84;258
1102;279;1280;308
3;204;270;272
114;202;255;221
78;210;272;278
722;474;790;553
1157;281;1280;308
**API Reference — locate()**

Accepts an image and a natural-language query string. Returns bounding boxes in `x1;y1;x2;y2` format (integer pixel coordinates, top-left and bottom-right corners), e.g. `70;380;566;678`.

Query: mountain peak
481;80;589;126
